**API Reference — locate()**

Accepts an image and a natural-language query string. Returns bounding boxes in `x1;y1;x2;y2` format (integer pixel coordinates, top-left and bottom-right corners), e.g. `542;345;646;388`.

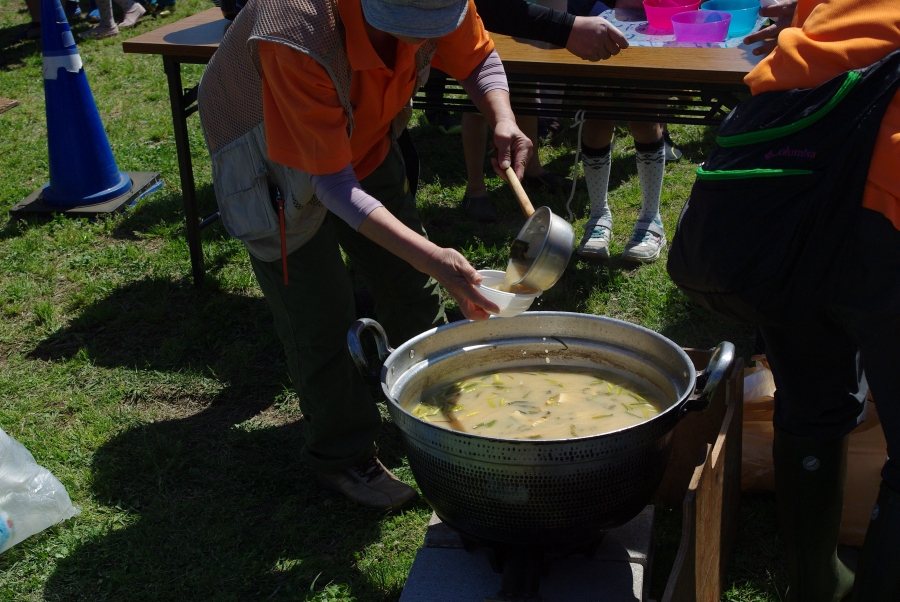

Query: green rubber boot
852;481;900;601
774;427;855;602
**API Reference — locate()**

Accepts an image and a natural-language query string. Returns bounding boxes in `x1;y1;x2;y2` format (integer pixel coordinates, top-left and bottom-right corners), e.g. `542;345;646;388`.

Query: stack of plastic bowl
643;0;702;32
671;10;732;42
701;0;759;37
477;270;542;318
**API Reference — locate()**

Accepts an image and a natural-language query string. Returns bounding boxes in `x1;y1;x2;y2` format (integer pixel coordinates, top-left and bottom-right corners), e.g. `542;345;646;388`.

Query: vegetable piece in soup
405;368;665;439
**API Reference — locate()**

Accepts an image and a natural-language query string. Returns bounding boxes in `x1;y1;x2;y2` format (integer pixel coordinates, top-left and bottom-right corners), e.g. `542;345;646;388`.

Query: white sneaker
622;220;666;263
577;216;613;260
118;3;146;28
78;24;119;39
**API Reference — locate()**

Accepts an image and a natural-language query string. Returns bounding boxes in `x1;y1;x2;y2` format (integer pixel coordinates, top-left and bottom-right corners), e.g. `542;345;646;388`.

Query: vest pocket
211;134;278;241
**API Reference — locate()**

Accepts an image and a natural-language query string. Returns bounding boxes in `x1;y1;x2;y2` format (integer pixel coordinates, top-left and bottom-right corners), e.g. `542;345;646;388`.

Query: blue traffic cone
38;0;132;208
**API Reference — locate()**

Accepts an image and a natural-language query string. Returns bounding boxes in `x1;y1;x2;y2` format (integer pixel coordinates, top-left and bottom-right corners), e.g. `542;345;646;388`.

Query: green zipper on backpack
716;71;862;148
696;167;814;180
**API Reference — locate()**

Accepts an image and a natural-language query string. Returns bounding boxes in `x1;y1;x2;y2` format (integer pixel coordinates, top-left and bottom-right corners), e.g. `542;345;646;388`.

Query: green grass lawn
1;0;785;599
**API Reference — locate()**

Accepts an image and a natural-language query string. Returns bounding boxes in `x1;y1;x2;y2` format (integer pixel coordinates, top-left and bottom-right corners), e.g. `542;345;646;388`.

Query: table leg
163;55;205;287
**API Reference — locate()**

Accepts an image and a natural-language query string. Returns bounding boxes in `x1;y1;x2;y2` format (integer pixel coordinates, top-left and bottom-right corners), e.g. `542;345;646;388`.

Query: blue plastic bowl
701;0;759;37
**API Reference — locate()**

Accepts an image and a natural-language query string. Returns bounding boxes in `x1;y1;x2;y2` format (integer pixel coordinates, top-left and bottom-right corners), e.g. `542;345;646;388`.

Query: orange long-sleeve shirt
745;0;900;230
257;0;493;180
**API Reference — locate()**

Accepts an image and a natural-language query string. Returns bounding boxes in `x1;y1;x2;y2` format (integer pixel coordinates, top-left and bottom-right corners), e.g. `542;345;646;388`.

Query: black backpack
667;49;900;327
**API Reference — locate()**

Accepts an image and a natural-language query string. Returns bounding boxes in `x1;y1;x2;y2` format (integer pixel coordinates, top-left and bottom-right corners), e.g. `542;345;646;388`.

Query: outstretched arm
457;51;533;182
743;0;799;56
358;208;499;320
566;16;629;61
312;167;499;320
474;0;574;47
474;0;628;61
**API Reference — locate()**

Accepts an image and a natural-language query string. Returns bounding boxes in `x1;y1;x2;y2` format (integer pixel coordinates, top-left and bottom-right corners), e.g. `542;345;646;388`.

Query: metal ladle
504;166;575;292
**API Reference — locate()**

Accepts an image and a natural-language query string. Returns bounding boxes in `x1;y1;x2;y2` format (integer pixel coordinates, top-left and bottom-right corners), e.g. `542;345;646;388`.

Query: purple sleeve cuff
458;50;509;105
311;164;383;231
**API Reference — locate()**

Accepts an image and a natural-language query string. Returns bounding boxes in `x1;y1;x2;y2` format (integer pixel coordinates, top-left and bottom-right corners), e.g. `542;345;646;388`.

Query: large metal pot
348;312;733;547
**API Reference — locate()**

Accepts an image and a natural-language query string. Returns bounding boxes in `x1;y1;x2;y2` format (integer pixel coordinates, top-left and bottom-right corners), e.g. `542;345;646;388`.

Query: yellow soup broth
498;258;531;292
405;368;665;440
488;282;539;294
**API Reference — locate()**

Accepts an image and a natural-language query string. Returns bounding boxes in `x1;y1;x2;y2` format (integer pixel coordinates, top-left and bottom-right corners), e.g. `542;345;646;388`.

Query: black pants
248;145;444;471
760;208;900;491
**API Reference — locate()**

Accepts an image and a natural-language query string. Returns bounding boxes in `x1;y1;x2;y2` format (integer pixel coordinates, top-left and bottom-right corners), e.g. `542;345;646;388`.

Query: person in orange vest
199;0;531;510
741;0;900;599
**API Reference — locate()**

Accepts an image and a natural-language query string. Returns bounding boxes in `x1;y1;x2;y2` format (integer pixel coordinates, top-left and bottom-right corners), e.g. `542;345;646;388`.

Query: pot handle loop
681;341;735;417
347;318;394;384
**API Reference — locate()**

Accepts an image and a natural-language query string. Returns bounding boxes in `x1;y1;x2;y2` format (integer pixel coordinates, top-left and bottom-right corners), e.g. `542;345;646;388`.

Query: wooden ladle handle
505;166;535;218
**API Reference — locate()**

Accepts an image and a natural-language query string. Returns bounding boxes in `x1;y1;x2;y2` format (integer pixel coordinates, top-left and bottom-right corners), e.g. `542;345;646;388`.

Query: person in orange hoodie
742;1;900;600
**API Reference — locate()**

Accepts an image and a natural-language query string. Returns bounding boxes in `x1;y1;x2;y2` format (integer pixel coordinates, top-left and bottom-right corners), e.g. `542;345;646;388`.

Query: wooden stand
652;349;745;602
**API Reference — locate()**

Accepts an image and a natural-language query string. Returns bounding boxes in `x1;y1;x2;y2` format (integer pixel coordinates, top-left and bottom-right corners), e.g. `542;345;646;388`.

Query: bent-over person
198;0;532;510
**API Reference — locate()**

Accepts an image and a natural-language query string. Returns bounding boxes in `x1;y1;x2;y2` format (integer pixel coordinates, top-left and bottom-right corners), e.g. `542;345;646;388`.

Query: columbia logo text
764;146;817;160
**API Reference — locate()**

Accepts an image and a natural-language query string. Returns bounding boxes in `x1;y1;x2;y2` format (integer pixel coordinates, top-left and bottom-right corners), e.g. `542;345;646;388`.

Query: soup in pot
403;367;666;440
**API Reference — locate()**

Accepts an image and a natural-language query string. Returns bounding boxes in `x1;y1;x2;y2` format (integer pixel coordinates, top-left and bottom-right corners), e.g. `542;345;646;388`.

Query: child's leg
460;112;496;222
88;0;100;23
577;119;615;259
25;0;40;22
15;0;42;40
78;0;119;37
623;121;666;263
461;111;488;198
153;0;175;17
114;0;145;28
95;0;115;27
65;0;81;18
520;114;570;193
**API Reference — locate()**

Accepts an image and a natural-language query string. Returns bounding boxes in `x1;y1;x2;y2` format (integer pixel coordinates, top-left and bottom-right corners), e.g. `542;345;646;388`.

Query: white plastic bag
743;366;776;401
0;427;79;553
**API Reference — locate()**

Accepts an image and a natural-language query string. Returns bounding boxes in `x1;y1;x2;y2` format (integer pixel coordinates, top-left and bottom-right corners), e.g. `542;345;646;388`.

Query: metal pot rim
378;312;698;444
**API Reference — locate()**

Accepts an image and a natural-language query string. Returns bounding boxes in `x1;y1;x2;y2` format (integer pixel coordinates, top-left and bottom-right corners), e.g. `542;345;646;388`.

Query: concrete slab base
401;506;654;602
9;172;160;218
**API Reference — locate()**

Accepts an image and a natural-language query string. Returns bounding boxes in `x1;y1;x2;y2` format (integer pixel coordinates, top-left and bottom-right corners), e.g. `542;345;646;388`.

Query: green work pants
249;146;446;472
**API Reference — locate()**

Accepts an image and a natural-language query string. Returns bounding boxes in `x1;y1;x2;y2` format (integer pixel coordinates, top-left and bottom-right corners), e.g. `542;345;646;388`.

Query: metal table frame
417;74;747;125
162;54;220;287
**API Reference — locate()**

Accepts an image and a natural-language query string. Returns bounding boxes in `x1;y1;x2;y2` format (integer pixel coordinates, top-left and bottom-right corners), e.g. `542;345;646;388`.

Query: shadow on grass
413;124;469;191
657;298;756;355
0;5;40;66
28;275;422;600
0;18;97;69
42;384;420;601
0;215;32;241
721;492;787;600
667;125;719;164
537;256;636;314
109;182;222;241
0;182;221;246
28;275;279;379
0;34;39;70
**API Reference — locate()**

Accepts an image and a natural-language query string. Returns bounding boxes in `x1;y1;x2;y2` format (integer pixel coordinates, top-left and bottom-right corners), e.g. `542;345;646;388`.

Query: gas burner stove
454;530;607;602
400;507;655;602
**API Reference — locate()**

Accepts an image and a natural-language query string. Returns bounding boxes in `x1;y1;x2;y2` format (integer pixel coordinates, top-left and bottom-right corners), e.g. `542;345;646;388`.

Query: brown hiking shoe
318;456;416;510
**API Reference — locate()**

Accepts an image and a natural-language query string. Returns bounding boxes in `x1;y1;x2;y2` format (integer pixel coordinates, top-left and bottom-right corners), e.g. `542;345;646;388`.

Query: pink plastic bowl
671;9;732;42
643;0;701;32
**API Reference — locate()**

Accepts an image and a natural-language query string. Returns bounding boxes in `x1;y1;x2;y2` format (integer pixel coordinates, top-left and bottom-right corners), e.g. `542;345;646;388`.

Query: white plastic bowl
477;269;542;318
